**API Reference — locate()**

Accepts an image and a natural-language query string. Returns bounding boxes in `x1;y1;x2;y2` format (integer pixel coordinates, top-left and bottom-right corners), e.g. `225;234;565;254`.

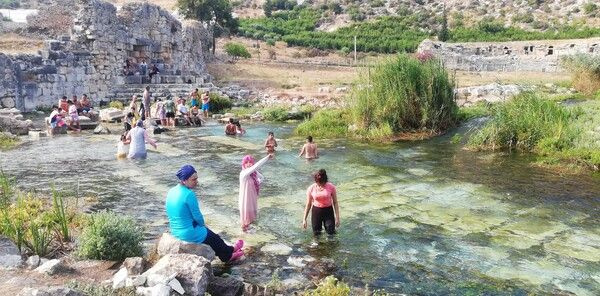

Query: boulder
0;255;23;269
122;256;144;275
0;97;16;108
0;116;33;135
112;267;128;289
207;276;244;296
136;284;171;296
157;233;215;261
26;255;41;269
0;235;19;256
99;108;125;122
93;124;111;134
125;275;147;287
35;259;65;275
143;254;212;296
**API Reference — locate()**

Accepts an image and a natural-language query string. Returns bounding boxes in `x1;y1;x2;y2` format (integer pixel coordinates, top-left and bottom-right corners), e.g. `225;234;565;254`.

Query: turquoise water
1;121;599;295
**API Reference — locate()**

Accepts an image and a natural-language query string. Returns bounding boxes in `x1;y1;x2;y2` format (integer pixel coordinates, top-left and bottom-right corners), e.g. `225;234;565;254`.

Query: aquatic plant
295;108;349;138
304;276;350;296
208;93;233;113
77;210;143;261
262;106;289;121
468;92;575;152
350;54;458;138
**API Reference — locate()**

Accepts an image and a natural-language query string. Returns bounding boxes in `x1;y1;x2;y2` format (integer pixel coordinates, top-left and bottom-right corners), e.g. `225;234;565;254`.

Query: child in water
264;131;277;154
116;133;129;159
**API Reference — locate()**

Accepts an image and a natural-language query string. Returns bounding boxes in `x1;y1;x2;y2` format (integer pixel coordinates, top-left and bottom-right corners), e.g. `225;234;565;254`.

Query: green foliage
583;2;598;15
224;42;251;59
262;106;289;121
52;187;70;241
109;101;124;110
77;211;143;261
26;220;53;257
458;102;494;121
67;281;137;296
304;276;350;296
511;13;534;24
468;92;575;152
263;0;297;15
351;54;458;138
449;24;600;42
561;54;600;95
177;0;238;34
0;169;13;208
295;109;349;138
208;93;233;113
437;11;450;42
0;133;18;151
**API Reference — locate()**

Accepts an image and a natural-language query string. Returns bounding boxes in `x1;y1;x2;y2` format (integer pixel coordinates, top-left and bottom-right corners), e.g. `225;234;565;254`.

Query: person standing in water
299;135;318;159
302;169;340;236
166;165;245;263
125;120;157;159
264;131;277;154
239;154;272;232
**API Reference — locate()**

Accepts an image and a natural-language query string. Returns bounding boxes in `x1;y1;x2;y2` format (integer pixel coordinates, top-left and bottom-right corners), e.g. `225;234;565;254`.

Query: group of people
48;94;95;135
165;132;335;264
123;58;160;79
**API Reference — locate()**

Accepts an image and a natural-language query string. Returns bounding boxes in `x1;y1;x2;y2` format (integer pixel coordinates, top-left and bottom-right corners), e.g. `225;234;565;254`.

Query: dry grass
0;33;44;55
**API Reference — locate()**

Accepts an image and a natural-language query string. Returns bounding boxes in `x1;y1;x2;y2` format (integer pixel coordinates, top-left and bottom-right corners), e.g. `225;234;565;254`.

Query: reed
295;109;349;138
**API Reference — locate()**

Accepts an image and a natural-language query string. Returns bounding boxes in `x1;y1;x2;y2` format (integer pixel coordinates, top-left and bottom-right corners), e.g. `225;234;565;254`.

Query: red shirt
307;182;336;208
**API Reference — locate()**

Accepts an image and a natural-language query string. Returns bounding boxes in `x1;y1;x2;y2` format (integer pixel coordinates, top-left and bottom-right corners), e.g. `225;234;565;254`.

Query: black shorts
311;206;335;235
166;112;175;118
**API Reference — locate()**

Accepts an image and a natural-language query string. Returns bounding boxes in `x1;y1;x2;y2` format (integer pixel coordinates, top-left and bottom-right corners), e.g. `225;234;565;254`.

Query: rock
29;130;48;139
122;256;144;275
136;284;171;296
286;255;315;268
126;274;147;287
335;87;348;93
318;87;331;93
212;114;222;119
18;286;84;296
0;115;33;135
168;278;185;294
0;255;23;269
0;235;19;256
146;272;176;287
207;276;244;296
93;124;110;134
143;254;212;296
26;255;41;269
157;233;215;261
260;243;293;256
112;267;128;289
222;112;235;118
0;97;16;108
99;108;125;122
304;258;336;279
35;259;64;275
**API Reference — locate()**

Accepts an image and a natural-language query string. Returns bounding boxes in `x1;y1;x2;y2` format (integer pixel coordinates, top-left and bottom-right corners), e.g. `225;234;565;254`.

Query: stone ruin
418;38;600;72
0;0;212;112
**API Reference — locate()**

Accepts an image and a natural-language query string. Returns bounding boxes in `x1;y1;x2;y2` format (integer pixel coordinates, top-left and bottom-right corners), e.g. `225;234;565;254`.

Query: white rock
26;255;40;269
34;259;62;275
260;243;293;256
126;275;147;287
122;256;144;275
168;278;185;294
286;255;315;268
0;255;23;269
112;267;128;289
136;284;171;296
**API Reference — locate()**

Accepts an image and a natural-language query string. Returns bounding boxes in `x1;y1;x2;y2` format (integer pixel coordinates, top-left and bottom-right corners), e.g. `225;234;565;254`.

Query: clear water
1;121;599;295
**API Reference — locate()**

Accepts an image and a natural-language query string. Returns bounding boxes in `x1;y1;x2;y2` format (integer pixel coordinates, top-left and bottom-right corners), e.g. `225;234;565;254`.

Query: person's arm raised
240;155;270;179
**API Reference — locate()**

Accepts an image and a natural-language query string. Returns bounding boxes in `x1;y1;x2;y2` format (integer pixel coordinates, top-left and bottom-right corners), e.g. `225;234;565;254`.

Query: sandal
234;240;244;252
229;250;244;263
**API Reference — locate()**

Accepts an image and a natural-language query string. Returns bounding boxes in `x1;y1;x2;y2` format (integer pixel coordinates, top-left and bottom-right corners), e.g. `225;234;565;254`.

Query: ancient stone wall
418;38;600;72
0;0;211;111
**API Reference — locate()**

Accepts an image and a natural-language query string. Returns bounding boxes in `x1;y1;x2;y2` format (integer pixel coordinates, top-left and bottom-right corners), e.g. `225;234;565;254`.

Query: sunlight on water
1;121;599;295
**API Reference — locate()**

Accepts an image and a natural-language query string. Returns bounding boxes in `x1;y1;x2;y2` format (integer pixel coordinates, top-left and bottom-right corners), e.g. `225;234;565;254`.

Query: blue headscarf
176;165;197;181
136;119;144;127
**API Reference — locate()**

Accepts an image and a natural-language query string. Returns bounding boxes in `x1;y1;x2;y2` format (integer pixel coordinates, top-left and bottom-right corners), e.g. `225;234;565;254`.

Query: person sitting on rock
225;118;237;135
48;105;66;136
58;96;69;113
177;98;193;126
190;105;205;126
80;94;93;113
67;100;81;132
72;95;82;114
149;64;160;80
166;165;244;263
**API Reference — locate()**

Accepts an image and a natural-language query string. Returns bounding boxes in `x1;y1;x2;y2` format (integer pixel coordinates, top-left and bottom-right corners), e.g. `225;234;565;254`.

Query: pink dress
238;155;269;227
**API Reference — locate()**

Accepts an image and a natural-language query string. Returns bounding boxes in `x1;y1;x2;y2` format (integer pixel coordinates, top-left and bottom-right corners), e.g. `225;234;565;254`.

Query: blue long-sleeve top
165;184;207;243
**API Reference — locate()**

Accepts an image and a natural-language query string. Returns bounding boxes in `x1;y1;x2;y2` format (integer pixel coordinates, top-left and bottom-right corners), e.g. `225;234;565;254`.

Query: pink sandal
229;250;244;263
234;240;244;252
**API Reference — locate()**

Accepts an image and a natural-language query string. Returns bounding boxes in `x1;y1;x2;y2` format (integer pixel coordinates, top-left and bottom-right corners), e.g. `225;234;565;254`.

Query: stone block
157;233;215;261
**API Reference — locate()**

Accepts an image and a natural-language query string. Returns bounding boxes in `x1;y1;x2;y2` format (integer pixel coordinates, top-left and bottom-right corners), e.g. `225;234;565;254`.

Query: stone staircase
105;81;217;102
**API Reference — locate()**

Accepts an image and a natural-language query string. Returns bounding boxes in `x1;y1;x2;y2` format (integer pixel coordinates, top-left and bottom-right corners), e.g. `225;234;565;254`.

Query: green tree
177;0;239;53
437;9;449;42
225;42;251;60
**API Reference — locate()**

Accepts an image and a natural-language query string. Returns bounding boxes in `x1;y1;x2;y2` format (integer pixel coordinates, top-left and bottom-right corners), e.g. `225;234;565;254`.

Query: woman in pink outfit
239;154;271;231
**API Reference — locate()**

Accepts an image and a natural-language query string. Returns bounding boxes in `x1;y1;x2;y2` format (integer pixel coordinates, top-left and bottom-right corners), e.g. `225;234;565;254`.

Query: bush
224;42;251;59
295;109;349;138
583;2;598;15
561;54;600;95
0;133;18;151
468;92;575;151
208;93;233;113
109;100;124;110
350;54;458;139
77;211;143;261
305;276;350;296
262;106;289;121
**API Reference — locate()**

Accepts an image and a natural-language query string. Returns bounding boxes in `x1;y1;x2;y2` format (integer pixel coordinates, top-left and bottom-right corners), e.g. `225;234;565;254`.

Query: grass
350;54;458;139
458;102;494;121
0;133;18;150
295;109;349;138
561;54;600;96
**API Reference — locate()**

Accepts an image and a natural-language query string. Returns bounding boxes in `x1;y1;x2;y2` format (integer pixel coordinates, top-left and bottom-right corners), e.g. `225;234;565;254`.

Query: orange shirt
307;182;336;208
